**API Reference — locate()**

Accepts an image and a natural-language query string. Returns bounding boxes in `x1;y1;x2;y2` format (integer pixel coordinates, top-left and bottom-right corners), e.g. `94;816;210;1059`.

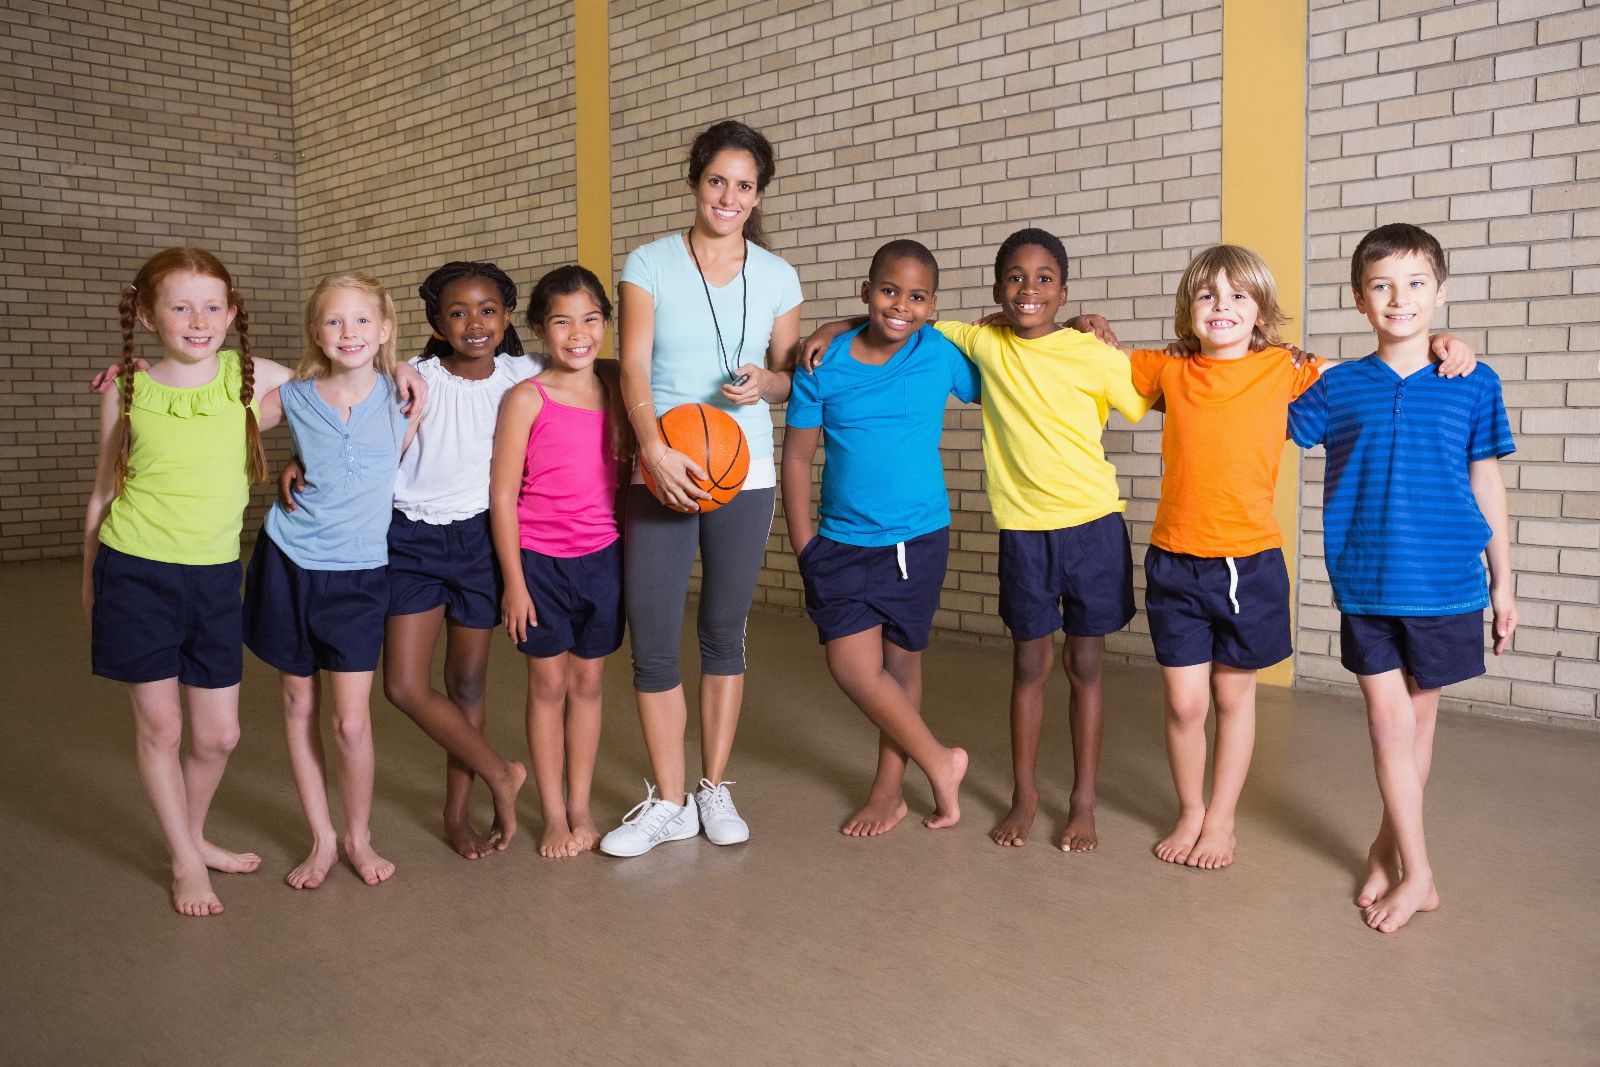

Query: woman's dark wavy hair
416;260;523;359
687;120;776;249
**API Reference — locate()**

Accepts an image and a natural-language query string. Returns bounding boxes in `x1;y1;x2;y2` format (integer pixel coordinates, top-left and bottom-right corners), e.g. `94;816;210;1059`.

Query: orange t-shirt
1130;347;1321;558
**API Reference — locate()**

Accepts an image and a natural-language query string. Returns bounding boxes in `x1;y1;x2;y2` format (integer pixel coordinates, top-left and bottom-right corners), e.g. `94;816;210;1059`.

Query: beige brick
1492;98;1579;135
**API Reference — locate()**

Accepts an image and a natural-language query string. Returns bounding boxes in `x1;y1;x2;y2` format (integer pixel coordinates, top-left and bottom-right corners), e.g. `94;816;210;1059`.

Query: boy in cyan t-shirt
783;240;980;835
1289;222;1516;936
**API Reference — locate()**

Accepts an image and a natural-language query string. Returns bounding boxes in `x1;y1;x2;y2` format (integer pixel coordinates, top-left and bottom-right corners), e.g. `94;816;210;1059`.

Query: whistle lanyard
687;231;748;386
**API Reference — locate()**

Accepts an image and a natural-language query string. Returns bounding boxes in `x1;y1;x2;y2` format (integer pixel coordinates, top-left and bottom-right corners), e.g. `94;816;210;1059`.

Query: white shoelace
698;778;737;815
620;782;677;836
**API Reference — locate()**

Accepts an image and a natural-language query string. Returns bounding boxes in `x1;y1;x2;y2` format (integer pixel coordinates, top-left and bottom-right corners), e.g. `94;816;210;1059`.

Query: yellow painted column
1222;0;1307;687
574;0;613;356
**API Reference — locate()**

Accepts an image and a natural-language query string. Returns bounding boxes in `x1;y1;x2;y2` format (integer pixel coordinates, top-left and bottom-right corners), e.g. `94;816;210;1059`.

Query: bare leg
1060;635;1104;852
824;629;965;829
842;636;916;837
1358;671;1440;933
1187;665;1257;870
383;610;525;853
1154;663;1210;864
327;670;392;885
127;680;222;917
636;685;690;802
182;682;259;875
442;619;495;856
992;635;1051;847
279;672;338;889
563;656;606;852
698;672;744;786
1358;677;1440;906
527;653;577;858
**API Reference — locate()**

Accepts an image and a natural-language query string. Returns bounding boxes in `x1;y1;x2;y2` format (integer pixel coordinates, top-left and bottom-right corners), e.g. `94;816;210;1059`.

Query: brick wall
1302;0;1600;724
0;0;299;561
608;0;1225;659
290;0;576;349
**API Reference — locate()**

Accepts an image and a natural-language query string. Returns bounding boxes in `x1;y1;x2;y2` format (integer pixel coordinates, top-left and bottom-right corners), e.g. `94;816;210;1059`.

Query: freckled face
141;271;236;362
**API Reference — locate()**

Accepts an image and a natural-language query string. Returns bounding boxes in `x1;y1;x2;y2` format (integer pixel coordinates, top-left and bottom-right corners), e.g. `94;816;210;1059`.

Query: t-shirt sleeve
1100;343;1153;422
932;319;982;356
619;245;657;299
1288;351;1323;401
1466;371;1516;461
1127;348;1167;399
772;258;803;318
1288;374;1330;447
784;342;826;430
950;349;981;403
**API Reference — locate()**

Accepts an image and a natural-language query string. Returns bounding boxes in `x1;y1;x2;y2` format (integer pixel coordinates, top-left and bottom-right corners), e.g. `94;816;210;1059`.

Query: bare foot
1060;797;1098;853
1185;816;1236;870
345;834;396;886
1362;876;1439;934
923;747;968;829
286;841;337;890
487;761;528;851
1356;836;1399;908
841;794;908;837
172;864;224;917
196;838;261;875
538;817;578;859
568;814;601;853
991;795;1037;847
445;816;495;861
1154;810;1205;865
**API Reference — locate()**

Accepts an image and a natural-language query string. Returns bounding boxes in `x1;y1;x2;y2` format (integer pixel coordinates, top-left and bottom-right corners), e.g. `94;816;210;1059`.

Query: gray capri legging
624;484;777;693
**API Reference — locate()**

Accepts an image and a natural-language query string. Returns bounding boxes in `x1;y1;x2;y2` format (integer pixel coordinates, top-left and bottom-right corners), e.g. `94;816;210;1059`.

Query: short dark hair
994;227;1069;283
527;265;613;328
1350;223;1448;293
868;239;940;291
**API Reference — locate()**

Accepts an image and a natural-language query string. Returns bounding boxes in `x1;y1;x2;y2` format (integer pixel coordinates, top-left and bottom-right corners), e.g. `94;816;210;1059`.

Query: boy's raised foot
538;818;579;859
445;815;496;861
487;760;529;852
568;813;601;853
1186;817;1235;870
345;834;395;886
990;795;1037;847
923;747;968;829
1061;796;1098;853
172;864;225;917
196;838;261;875
1362;877;1439;934
1154;810;1205;865
841;794;908;837
1357;835;1400;908
286;840;337;889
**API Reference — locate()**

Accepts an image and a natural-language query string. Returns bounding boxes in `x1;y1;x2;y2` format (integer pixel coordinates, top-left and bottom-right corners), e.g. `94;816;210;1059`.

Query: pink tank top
517;381;620;556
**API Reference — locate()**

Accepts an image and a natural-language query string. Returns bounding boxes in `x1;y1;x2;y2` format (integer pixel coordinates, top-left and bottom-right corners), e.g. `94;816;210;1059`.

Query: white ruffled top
393;352;545;524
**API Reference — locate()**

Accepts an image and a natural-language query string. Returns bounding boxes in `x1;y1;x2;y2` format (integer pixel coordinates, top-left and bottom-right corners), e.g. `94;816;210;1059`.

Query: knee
568;665;604;703
444;669;486;708
529;671;568;705
332;711;371;750
1063;648;1102;690
136;716;184;753
193;722;241;759
382;671;422;712
1011;643;1052;688
1166;695;1210;727
281;689;316;723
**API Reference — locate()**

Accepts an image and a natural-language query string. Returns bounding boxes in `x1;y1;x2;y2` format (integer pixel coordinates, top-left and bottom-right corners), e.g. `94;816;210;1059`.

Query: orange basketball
643;403;749;512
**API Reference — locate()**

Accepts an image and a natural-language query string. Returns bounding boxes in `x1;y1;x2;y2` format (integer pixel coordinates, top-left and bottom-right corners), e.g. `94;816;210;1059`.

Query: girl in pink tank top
489;266;631;859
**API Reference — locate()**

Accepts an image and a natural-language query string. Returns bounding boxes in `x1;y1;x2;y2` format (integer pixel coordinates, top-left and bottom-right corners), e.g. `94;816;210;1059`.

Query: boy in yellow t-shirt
804;228;1152;852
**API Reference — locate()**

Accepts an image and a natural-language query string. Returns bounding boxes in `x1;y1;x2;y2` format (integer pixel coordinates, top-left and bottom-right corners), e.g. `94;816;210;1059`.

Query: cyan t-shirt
265;375;409;570
619;233;803;486
787;324;981;546
1288;356;1515;616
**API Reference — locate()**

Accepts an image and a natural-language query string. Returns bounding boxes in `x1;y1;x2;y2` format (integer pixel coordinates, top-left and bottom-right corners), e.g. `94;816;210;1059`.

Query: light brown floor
2;559;1597;1066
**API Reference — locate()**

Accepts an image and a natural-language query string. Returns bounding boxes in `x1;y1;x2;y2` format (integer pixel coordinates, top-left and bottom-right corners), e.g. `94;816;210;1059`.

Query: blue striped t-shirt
1288;356;1514;616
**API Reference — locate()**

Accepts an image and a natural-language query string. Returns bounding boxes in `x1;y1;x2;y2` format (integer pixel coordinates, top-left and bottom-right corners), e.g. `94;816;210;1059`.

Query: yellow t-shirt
934;322;1153;530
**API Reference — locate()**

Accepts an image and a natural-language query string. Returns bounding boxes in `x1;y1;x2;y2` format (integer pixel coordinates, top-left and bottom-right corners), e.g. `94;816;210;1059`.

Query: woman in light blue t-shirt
602;120;803;858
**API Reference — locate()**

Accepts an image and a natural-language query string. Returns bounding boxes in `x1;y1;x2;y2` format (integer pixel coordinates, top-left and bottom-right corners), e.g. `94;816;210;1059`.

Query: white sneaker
599;783;700;857
695;778;750;846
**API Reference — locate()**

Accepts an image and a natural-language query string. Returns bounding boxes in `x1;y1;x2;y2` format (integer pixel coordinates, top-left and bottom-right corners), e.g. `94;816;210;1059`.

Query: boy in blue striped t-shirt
1289;223;1516;936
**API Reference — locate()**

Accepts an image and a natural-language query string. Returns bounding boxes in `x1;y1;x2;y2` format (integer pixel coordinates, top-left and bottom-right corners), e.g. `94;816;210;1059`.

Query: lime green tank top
98;350;260;566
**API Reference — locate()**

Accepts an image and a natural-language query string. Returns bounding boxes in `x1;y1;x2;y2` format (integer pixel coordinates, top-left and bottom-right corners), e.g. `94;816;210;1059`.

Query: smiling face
691;148;762;240
139;270;236;363
993;243;1068;339
859;255;937;349
1354;251;1446;344
314;287;392;374
435;276;508;362
534;289;607;371
1188;268;1265;358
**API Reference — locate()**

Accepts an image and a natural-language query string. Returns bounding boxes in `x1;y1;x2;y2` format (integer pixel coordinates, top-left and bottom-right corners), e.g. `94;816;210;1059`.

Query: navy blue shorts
1144;545;1293;670
998;514;1135;640
1340;611;1484;690
91;545;243;688
515;541;625;659
242;535;387;676
386;510;500;629
798;528;949;651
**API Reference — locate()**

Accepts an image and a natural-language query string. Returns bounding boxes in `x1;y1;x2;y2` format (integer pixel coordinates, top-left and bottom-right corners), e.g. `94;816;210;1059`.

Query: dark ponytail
687;120;776;249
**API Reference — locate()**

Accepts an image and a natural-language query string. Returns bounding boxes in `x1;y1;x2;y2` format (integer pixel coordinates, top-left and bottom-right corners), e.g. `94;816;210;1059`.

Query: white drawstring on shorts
895;541;908;581
1224;556;1240;614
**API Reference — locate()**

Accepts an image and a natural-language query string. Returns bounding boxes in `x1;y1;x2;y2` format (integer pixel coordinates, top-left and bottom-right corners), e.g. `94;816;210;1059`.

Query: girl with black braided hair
283;260;540;858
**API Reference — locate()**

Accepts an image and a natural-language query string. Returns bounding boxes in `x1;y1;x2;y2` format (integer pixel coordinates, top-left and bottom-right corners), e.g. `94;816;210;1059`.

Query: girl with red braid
83;246;294;917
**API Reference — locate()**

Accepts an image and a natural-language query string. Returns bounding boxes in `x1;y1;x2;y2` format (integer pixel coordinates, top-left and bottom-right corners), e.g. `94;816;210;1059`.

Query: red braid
233;294;267;483
114;284;140;494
